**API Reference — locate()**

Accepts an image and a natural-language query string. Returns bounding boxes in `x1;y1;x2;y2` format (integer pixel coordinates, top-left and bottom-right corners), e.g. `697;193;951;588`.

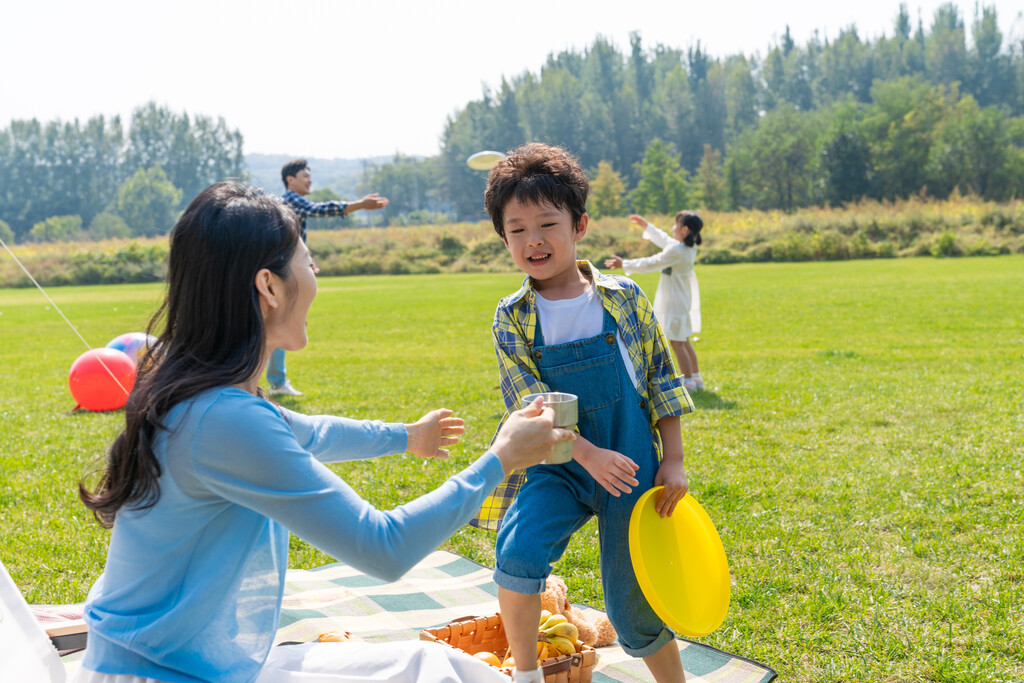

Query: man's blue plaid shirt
282;190;349;240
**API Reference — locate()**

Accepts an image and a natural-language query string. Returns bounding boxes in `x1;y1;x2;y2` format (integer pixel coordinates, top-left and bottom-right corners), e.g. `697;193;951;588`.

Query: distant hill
245;153;393;199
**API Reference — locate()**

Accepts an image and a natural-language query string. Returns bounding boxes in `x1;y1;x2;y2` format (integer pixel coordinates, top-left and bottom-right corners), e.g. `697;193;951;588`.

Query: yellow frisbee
628;487;730;637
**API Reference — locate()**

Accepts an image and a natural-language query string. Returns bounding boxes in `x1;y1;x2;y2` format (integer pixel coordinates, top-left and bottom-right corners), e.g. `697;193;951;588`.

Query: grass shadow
690;390;737;411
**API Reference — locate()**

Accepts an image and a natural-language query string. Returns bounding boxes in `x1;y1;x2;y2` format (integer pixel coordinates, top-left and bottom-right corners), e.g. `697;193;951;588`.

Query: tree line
361;2;1024;221
0;103;244;243
3;2;1023;242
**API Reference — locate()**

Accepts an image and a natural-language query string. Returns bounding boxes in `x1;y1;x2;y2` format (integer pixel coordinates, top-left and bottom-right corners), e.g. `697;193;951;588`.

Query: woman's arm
193;393;566;582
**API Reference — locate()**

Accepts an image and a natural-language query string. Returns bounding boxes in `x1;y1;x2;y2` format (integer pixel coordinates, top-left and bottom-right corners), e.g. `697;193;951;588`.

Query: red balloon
68;348;137;411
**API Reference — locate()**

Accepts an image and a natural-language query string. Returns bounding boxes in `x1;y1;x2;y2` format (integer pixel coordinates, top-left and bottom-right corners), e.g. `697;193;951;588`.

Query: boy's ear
573;214;589;243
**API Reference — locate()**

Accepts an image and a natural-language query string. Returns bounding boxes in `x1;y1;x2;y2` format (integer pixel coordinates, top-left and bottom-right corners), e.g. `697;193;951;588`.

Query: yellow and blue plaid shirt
470;261;694;531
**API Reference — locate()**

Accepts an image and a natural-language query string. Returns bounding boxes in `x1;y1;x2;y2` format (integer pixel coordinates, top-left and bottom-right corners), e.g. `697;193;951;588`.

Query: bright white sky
3;0;1022;159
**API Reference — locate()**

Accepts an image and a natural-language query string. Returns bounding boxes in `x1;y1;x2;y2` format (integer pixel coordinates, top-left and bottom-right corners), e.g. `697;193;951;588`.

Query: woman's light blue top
81;387;505;682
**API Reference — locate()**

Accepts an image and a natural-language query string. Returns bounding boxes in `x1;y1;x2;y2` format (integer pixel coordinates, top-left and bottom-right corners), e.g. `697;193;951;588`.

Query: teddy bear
540;574;617;648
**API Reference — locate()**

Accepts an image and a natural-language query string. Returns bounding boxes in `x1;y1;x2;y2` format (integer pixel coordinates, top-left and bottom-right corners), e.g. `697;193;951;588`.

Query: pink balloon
68;348;136;411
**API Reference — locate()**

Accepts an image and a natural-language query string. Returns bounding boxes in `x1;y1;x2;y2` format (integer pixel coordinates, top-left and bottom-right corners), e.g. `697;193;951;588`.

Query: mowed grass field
1;256;1021;681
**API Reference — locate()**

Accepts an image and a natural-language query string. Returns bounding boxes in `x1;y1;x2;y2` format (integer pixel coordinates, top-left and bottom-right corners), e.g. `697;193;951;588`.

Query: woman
75;182;572;683
605;212;704;392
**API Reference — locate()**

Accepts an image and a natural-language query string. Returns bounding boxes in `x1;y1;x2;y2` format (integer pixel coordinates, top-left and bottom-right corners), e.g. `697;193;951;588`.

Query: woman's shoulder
168;386;284;432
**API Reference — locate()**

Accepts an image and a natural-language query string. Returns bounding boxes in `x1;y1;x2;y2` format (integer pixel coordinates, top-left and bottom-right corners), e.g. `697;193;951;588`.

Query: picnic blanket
275;551;776;683
61;551;775;682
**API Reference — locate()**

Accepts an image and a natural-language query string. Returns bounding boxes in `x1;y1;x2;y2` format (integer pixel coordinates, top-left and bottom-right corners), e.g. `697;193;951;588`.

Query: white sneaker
691;377;705;391
269;381;303;396
683;378;698;392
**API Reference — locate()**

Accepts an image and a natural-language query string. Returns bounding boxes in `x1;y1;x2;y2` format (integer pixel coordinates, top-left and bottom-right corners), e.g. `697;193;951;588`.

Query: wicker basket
420;613;596;682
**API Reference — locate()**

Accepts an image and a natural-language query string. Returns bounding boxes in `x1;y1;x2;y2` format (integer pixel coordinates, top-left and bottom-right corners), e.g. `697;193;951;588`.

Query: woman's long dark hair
80;182;301;527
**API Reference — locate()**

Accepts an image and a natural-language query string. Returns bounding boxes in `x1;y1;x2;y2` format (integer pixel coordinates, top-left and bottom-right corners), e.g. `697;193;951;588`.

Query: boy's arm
493;314;549;413
637;290;693;414
653;416;688;517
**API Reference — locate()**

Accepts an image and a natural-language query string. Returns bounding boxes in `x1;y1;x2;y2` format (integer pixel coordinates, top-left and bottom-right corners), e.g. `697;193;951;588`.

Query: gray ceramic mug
520;392;578;464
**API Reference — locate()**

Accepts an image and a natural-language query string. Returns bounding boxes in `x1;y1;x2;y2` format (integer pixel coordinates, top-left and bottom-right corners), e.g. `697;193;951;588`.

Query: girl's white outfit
621;222;701;341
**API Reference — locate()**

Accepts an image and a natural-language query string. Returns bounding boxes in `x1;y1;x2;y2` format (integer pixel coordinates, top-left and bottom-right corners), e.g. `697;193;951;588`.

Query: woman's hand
604;254;624;269
405;409;466;459
491;397;576;474
629;214;647;229
574;437;639;497
653;456;689;517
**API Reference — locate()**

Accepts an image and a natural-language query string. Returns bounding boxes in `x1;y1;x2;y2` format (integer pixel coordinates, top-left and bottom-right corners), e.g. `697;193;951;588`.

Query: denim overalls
494;307;675;656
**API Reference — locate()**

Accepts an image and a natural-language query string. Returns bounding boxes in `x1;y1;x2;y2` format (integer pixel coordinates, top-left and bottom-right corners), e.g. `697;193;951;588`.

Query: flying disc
466;150;505;170
628;487;730;637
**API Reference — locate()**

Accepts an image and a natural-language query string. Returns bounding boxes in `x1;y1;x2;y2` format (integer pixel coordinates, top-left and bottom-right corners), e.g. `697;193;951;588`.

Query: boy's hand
653;457;689;517
629;214;647;229
575;438;639;496
405;409;465;459
604;255;624;269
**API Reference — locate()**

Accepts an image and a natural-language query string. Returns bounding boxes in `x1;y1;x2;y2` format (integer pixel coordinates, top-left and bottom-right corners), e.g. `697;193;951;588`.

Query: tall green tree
728;105;820;210
630;139;690;214
694;144;726;210
589;160;626;218
863;77;952;198
967;5;1010;108
124;102;244;207
926;3;968;87
926;96;1010;197
117;166;182;237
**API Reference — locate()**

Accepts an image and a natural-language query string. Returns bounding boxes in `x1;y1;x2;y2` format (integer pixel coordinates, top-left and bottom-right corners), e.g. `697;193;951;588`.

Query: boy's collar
513;260;625;303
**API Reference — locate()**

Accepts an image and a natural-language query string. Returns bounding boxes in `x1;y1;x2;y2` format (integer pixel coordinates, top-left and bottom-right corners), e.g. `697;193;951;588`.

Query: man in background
268;159;389;396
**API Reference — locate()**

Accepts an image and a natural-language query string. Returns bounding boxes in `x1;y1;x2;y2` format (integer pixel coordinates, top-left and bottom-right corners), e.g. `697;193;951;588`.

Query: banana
539;609;553;626
539;613;568;631
547;635;577;656
542;621;579;643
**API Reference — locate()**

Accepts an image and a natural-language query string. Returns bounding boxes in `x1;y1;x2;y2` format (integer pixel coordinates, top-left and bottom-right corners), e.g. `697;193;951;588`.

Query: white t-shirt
534;284;639;389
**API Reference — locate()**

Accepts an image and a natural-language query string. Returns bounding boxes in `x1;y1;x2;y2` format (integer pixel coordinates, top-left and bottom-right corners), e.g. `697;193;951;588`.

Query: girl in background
606;211;704;392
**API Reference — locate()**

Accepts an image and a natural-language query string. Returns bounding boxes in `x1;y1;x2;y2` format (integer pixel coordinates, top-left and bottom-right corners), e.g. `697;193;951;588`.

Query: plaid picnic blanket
276;550;776;683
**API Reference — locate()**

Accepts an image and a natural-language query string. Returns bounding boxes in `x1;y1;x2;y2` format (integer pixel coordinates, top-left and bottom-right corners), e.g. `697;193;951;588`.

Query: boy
473;143;694;682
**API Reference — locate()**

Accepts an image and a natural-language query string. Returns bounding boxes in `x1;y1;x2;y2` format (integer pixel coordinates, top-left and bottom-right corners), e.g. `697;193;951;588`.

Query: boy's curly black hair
484;143;589;240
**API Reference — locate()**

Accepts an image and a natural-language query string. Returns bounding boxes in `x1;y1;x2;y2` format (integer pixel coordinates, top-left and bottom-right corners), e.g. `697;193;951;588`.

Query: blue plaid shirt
282;190;350;240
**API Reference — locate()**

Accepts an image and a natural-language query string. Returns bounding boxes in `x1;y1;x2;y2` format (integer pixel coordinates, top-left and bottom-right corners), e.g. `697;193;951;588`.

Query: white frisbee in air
466;150;505;170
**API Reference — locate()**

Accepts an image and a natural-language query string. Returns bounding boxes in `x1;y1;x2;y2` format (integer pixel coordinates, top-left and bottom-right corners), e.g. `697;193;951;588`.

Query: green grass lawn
1;256;1022;681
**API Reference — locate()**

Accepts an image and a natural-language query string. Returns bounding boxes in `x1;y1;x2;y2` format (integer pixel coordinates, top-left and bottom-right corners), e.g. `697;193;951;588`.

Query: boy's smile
502;197;589;297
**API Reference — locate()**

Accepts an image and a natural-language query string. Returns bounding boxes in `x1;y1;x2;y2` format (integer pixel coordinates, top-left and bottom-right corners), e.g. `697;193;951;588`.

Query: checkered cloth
274;550;776;683
61;551;775;682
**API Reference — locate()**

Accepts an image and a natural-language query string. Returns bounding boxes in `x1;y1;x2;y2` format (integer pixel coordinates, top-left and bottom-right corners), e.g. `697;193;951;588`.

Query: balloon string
1;235;132;399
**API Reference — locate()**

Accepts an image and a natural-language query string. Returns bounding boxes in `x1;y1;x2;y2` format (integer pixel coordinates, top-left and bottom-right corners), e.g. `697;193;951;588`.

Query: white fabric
622;222;701;341
0;559;66;683
71;642;508;683
71;671;163;683
534;283;639;388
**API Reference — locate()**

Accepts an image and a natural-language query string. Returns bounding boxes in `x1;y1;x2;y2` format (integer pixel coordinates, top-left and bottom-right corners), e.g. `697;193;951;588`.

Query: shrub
87;213;131;240
30;215;84;242
0;219;14;245
930;231;962;257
